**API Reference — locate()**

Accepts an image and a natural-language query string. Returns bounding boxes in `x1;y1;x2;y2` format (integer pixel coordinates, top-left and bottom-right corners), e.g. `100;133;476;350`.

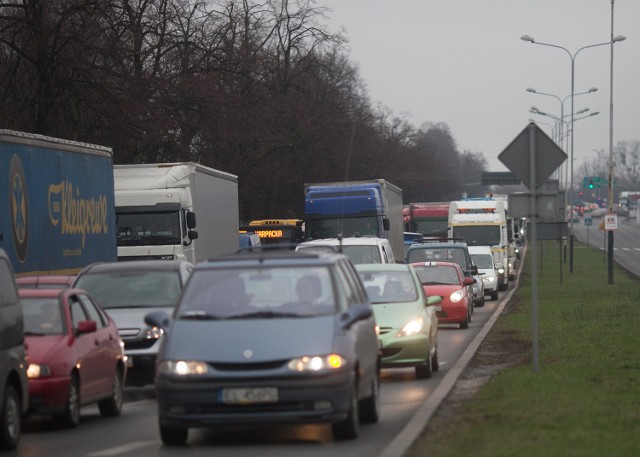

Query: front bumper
156;370;355;428
378;332;431;368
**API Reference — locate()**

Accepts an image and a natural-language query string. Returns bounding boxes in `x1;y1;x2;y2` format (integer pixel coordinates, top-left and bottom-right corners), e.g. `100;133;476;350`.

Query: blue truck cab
303;180;404;257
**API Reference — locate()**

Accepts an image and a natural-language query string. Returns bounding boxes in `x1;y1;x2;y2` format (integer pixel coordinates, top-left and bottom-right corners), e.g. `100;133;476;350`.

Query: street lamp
521;33;626;273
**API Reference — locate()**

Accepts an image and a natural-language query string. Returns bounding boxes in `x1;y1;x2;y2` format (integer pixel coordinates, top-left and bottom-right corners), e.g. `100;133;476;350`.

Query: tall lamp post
521;33;626;273
607;0;619;285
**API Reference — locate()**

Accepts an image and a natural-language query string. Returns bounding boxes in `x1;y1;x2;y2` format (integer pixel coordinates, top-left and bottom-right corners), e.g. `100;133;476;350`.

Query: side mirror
426;295;442;306
463;277;474;286
341;304;373;329
76;320;97;335
145;310;171;331
186;211;197;229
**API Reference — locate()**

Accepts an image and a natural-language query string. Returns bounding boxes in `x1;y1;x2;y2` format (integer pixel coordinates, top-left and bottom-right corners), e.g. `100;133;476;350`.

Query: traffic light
588;180;594;189
583;176;601;189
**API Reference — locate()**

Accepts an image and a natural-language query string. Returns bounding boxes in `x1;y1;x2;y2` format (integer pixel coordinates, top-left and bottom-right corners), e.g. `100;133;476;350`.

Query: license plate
222;387;278;404
435;306;442;311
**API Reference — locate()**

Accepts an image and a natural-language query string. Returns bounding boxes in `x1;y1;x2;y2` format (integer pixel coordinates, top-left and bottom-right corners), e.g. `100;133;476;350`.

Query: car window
179;266;336;318
359;269;417;303
69;297;89;328
337;260;368;307
78;294;107;329
471;254;494;269
75;270;183;308
21;297;65;335
414;266;461;285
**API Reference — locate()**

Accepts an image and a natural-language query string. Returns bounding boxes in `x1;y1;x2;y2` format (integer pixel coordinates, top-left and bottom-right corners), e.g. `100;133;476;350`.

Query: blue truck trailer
0;130;116;275
303;179;404;257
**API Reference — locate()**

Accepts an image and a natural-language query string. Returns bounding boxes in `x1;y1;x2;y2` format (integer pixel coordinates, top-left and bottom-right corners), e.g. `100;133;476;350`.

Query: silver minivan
0;248;29;450
73;260;193;386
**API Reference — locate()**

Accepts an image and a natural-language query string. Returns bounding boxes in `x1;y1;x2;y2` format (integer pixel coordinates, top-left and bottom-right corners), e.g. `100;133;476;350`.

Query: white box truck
114;162;239;263
448;198;509;291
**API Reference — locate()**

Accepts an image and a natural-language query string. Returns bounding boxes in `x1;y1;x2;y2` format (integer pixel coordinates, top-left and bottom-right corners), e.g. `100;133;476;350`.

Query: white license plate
222;387;278;404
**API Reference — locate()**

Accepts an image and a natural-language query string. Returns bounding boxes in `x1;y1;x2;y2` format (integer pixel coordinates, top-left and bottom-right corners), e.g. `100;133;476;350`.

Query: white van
296;237;397;264
468;245;499;301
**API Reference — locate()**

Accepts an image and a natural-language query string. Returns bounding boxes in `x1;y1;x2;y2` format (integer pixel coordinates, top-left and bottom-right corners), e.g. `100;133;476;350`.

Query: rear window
407;247;469;269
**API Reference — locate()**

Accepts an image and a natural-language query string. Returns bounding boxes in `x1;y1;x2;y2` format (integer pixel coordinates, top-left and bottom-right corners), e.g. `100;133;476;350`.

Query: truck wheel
0;385;21;450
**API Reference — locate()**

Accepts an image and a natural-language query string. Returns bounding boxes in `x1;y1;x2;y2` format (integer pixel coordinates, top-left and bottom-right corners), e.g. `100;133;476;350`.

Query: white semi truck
114;162;239;263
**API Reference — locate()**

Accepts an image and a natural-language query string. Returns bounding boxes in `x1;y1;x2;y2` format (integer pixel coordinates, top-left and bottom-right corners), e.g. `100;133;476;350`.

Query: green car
356;264;440;379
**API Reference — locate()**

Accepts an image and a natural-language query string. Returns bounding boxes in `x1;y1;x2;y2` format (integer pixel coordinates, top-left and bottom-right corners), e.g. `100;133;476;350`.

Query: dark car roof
77;260;191;275
198;250;350;270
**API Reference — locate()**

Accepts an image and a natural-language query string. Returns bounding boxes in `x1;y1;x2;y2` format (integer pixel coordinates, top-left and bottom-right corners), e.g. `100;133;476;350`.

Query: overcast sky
320;0;640;173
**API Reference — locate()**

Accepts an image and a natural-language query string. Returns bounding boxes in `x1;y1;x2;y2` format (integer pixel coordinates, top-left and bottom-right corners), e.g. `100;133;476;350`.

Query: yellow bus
240;219;304;247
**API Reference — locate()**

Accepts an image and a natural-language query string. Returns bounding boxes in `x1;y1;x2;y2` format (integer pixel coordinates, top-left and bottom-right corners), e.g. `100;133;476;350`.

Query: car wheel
491;291;498;301
160;422;188;446
460;318;469;329
0;385;21;451
431;346;440;372
58;374;80;428
359;371;380;424
479;295;486;307
332;382;359;440
98;368;124;417
415;344;433;379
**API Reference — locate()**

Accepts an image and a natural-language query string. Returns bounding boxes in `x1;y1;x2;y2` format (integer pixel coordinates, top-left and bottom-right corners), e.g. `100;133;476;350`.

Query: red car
411;261;474;329
16;275;75;289
19;288;127;428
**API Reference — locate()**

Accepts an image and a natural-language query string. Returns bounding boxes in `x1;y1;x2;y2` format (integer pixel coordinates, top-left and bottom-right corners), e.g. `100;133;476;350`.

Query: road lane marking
86;441;157;456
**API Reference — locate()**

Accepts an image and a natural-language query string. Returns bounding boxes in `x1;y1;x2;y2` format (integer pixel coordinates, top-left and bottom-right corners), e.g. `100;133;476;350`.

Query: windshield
358;269;418;304
116;210;181;246
471;254;494;269
407;247;469;270
22;298;66;335
413;219;447;237
179;266;336;319
74;270;182;309
414;266;461;286
305;216;378;239
451;226;501;246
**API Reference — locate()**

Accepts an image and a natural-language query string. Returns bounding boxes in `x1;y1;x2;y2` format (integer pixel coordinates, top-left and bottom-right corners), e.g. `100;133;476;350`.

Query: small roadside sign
604;214;618;231
584;216;592;227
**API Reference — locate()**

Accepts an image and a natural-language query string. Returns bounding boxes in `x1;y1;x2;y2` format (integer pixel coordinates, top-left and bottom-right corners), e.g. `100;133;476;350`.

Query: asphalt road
16;281;520;457
572;215;640;277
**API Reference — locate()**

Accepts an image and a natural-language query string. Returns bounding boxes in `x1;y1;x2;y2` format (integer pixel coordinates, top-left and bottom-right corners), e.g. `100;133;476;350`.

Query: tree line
0;0;489;222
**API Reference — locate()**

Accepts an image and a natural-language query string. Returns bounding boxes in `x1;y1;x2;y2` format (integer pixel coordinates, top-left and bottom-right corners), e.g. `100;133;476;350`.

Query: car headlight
396;317;424;337
288;354;346;372
157;360;210;376
482;275;495;283
27;364;52;379
450;290;465;303
144;326;163;340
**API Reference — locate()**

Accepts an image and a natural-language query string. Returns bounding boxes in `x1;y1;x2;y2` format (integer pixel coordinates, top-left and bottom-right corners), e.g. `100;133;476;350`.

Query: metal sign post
499;122;567;373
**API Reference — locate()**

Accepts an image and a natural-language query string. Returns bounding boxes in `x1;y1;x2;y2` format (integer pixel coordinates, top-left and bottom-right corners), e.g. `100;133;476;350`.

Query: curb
377;248;528;457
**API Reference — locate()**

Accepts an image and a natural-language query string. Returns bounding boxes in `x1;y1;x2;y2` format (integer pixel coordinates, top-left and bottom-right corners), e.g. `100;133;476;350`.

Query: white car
468;246;498;301
296;236;397;264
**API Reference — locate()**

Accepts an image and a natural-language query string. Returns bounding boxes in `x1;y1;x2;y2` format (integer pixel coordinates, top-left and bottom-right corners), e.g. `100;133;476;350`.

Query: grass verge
405;239;640;457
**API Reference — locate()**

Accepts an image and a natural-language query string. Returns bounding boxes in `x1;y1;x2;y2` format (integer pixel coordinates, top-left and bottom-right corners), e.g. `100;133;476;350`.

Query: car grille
181;401;320;415
378;326;393;335
124;339;157;350
436;310;448;318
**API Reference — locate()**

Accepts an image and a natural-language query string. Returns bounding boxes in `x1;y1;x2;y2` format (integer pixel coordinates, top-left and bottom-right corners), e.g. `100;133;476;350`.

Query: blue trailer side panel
1;131;116;275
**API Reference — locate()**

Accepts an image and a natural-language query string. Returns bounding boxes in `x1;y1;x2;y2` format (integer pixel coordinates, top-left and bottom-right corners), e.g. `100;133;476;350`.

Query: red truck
404;202;450;238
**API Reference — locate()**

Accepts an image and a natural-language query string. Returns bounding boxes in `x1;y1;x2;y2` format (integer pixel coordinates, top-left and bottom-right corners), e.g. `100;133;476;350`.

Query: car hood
164;315;337;362
25;335;67;363
423;284;465;298
372;301;424;328
106;306;175;329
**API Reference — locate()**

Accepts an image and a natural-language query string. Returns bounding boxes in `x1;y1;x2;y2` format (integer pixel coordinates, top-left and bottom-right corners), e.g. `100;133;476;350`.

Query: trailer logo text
48;180;110;248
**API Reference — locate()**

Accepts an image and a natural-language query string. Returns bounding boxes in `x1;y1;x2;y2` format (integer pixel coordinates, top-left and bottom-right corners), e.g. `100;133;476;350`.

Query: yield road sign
498;122;567;190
